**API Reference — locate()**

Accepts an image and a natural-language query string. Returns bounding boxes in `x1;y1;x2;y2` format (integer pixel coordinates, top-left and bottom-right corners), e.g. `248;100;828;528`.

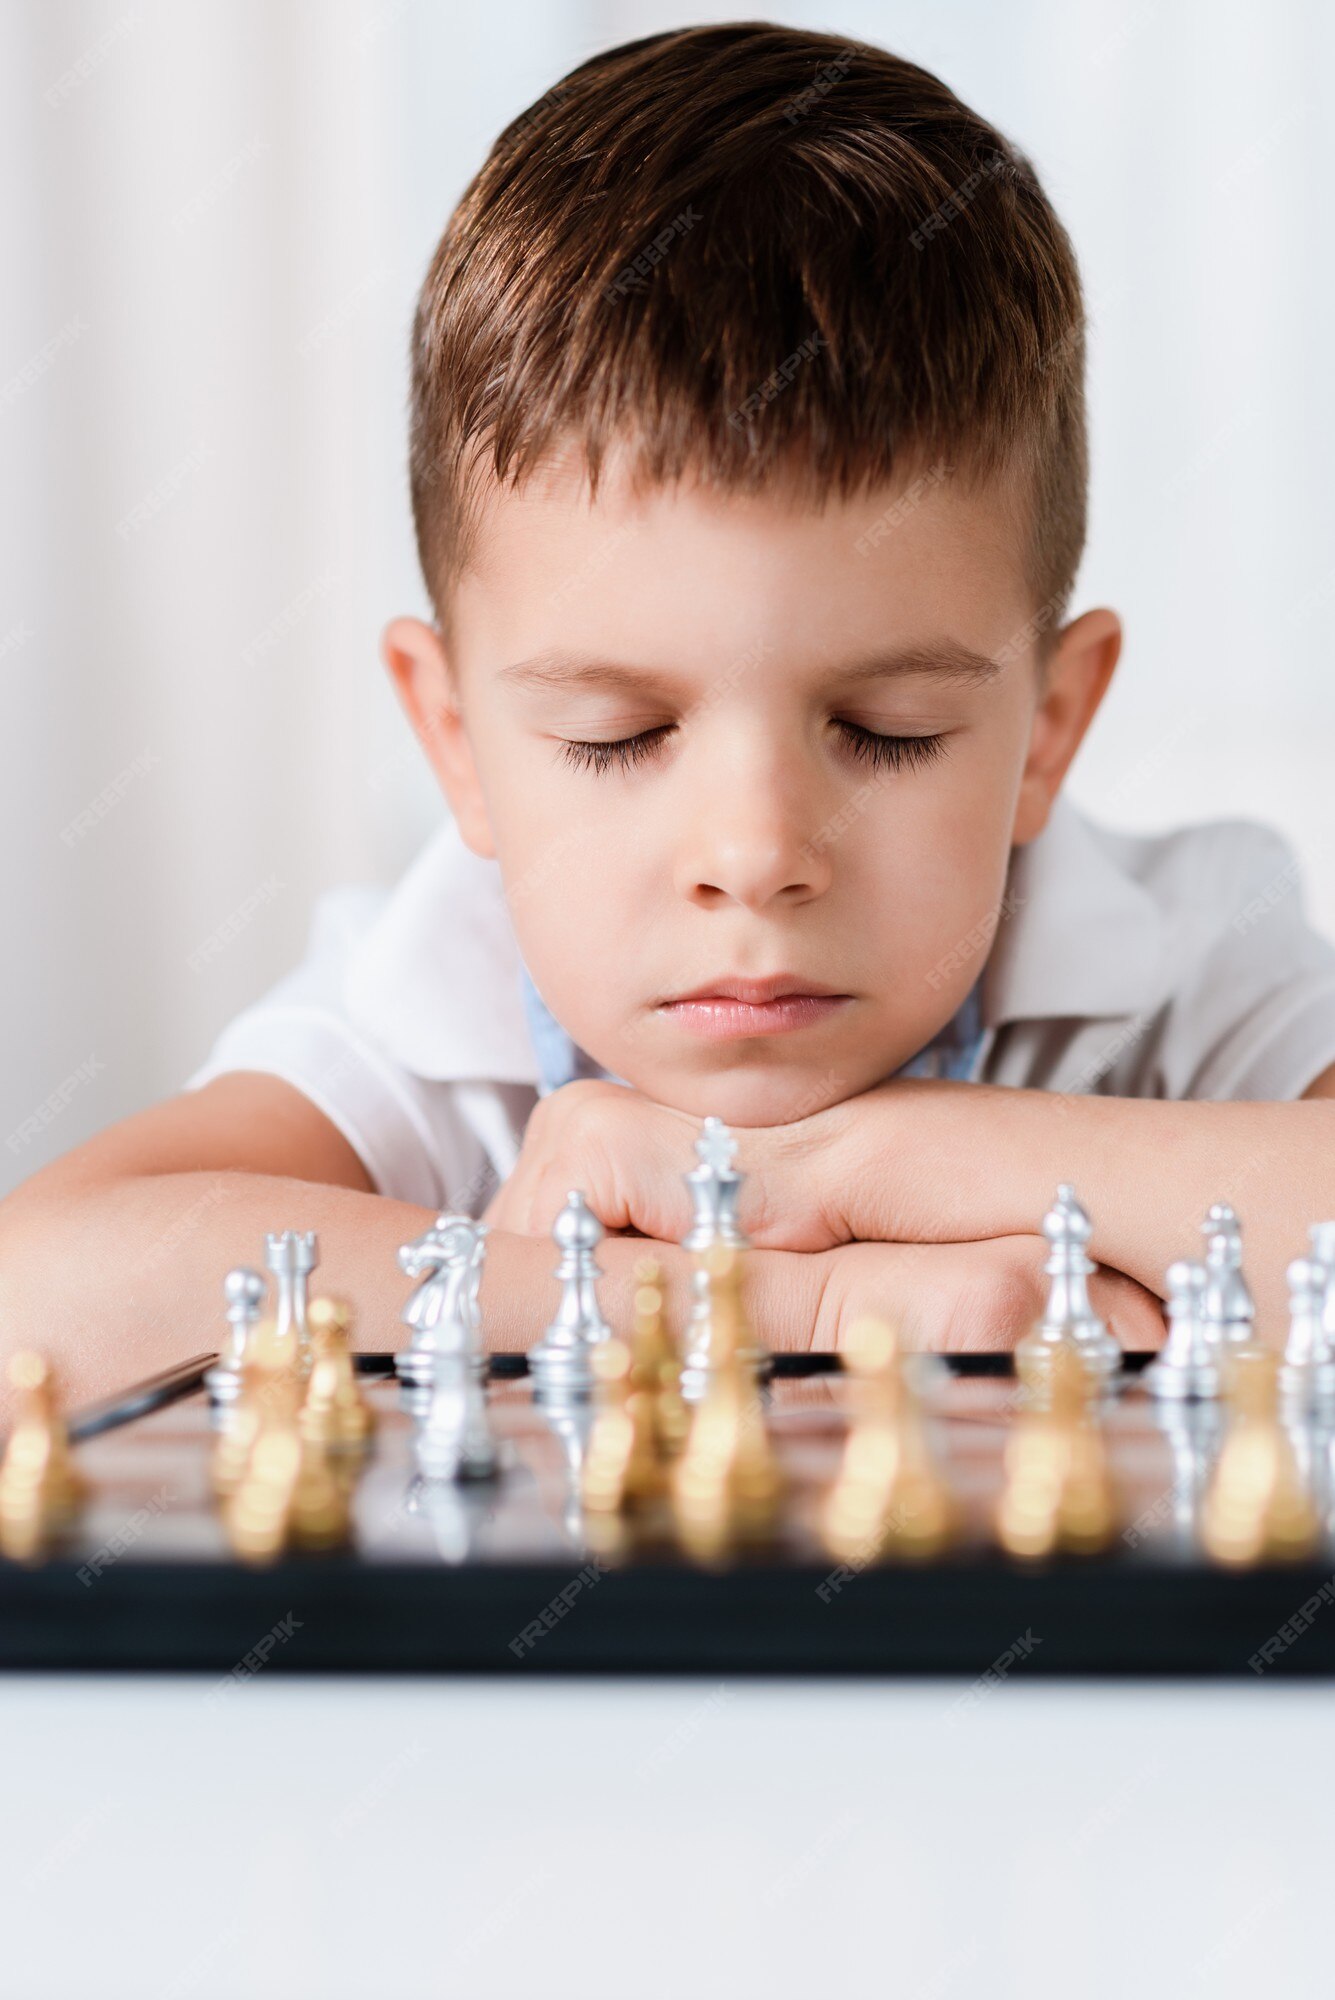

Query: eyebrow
496;640;1002;694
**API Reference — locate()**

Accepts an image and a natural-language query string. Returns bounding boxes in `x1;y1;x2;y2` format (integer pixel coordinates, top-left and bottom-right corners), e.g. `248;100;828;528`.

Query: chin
646;1063;858;1128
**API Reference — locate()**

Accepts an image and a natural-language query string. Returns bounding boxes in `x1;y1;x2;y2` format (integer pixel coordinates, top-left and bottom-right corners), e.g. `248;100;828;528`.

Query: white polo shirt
184;799;1335;1216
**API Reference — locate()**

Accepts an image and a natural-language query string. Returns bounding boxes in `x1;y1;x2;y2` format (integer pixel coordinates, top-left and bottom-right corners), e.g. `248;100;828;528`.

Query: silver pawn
395;1215;487;1387
1199;1202;1255;1353
527;1191;612;1400
1308;1222;1335;1350
1149;1396;1222;1551
1015;1184;1121;1388
204;1267;266;1404
265;1230;318;1376
1146;1260;1219;1401
1279;1254;1335;1406
680;1116;765;1398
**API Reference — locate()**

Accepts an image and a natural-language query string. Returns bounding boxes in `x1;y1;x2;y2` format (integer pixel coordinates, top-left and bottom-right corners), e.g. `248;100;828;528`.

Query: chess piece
996;1341;1117;1558
300;1296;374;1450
672;1244;782;1562
581;1338;666;1516
528;1191;612;1400
679;1118;767;1398
1145;1260;1219;1401
1014;1185;1121;1394
1309;1222;1335;1345
205;1267;267;1405
629;1257;689;1457
1199;1202;1256;1355
1278;1254;1335;1407
1201;1345;1319;1565
414;1357;502;1483
212;1314;301;1497
395;1215;488;1386
265;1230;319;1378
820;1317;953;1564
0;1352;86;1562
1149;1396;1222;1550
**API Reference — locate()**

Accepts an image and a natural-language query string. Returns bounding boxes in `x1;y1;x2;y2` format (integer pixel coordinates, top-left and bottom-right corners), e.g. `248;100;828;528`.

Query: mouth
656;975;852;1040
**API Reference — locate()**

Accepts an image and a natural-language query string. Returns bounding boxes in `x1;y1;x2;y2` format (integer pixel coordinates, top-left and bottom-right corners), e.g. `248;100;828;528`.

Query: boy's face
385;445;1119;1125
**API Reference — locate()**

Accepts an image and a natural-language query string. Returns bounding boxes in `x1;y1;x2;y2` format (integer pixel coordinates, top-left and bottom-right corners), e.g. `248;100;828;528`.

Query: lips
664;975;846;1005
655;978;852;1041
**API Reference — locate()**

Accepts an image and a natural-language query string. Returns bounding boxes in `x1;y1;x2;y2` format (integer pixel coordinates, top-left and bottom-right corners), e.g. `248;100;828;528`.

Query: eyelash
558;721;947;775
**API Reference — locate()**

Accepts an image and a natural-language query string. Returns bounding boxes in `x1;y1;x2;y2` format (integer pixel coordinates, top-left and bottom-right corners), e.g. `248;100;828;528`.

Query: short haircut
409;21;1087;644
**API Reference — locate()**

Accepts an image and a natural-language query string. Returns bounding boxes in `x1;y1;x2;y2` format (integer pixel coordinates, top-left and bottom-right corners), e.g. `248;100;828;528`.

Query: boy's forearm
0;1170;825;1409
829;1083;1335;1326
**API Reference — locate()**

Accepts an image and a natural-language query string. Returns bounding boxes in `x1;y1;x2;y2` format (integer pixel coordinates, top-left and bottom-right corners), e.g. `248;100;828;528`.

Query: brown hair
409;21;1087;640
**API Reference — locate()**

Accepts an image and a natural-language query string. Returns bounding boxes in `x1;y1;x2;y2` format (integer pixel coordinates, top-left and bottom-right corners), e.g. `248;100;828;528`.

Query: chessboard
3;1346;1334;1678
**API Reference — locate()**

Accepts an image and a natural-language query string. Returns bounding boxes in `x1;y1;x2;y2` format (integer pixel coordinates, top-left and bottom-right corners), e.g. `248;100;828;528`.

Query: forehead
453;437;1033;666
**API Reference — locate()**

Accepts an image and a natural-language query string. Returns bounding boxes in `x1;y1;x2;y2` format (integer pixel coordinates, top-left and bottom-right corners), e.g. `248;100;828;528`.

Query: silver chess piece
527;1191;612;1400
1015;1183;1121;1390
1308;1222;1335;1349
204;1266;266;1404
395;1215;488;1387
1146;1260;1219;1401
683;1116;748;1252
1279;1254;1335;1407
680;1116;766;1398
264;1229;319;1376
414;1358;501;1483
1148;1395;1222;1551
1199;1202;1255;1353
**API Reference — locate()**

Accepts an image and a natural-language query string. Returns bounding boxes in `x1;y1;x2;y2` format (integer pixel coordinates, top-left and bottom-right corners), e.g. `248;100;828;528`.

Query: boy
5;22;1335;1408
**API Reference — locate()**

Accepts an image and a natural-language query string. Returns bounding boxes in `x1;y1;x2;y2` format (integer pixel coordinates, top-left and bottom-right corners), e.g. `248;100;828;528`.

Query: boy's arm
0;1073;829;1410
478;1073;1321;1335
809;1069;1335;1329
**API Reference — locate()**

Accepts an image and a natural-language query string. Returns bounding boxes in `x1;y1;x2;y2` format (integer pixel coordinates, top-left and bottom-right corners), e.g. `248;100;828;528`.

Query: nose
671;740;835;911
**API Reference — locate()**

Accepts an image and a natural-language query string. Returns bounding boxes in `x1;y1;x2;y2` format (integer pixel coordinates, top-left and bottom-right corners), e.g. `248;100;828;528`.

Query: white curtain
3;0;1333;1194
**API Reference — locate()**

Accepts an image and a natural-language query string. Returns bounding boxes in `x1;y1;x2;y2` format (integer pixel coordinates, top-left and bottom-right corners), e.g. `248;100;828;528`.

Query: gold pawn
216;1313;351;1563
300;1296;374;1452
629;1258;689;1457
821;1317;953;1565
212;1315;299;1499
1201;1346;1319;1566
996;1341;1117;1559
581;1337;665;1517
0;1352;86;1563
672;1244;782;1563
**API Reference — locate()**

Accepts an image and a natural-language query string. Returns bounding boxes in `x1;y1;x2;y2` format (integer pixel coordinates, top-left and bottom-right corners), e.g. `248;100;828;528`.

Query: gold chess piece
581;1336;666;1518
821;1317;953;1565
222;1403;351;1564
672;1244;782;1563
212;1315;300;1498
629;1258;689;1457
0;1352;86;1562
300;1296;374;1452
996;1341;1117;1559
1201;1346;1319;1566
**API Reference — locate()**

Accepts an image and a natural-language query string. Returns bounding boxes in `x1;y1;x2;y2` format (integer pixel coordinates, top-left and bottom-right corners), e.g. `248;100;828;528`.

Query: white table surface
1;1673;1330;1999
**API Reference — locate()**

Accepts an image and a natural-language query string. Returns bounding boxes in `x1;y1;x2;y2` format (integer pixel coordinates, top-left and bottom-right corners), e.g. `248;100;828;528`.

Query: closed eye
832;721;947;772
559;725;675;773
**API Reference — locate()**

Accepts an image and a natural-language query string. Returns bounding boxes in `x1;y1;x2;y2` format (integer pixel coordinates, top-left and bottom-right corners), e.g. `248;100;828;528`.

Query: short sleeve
183;886;493;1211
1153;824;1335;1100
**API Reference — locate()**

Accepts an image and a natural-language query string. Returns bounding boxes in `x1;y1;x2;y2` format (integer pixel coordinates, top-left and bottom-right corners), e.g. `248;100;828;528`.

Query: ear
379;617;497;857
1010;607;1122;845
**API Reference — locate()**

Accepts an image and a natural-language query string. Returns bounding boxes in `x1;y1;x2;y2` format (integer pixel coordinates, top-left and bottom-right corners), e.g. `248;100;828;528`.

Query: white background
3;0;1333;1194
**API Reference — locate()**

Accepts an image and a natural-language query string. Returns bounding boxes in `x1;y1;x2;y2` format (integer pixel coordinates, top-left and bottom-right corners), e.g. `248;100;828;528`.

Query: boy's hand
813;1234;1166;1354
482;1077;852;1250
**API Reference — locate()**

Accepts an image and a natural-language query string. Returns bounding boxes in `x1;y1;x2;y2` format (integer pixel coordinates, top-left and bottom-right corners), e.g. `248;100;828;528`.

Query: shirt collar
344;796;1170;1085
983;794;1170;1027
